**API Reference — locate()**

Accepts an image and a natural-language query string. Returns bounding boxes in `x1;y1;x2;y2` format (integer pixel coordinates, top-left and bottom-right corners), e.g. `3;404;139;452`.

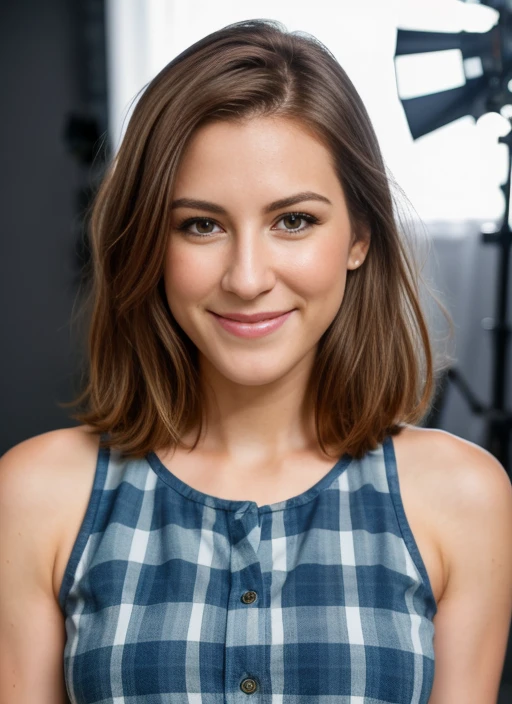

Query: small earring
354;259;360;267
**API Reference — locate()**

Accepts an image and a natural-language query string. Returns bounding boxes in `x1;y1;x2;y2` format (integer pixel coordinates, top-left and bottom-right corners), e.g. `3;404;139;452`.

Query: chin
220;367;287;387
211;345;313;385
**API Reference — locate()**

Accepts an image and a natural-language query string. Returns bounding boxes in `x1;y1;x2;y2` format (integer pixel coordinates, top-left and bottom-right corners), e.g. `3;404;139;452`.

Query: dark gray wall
0;0;89;454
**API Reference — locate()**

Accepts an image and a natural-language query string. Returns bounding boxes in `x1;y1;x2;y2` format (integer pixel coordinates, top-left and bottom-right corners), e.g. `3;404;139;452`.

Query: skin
164;115;369;467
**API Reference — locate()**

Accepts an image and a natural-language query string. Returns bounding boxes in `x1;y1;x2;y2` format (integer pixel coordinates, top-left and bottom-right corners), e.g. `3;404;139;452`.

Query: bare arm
428;433;512;703
0;433;74;703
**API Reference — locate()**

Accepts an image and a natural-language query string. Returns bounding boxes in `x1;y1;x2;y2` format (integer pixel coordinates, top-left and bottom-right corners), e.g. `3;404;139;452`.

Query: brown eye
282;214;303;230
195;219;215;234
176;218;222;237
274;212;319;234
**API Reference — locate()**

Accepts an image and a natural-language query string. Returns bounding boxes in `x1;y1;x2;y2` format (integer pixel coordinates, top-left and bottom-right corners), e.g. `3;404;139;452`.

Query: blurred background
1;0;511;698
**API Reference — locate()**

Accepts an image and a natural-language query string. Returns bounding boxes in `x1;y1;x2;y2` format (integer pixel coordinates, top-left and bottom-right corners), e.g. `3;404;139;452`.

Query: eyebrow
170;191;332;215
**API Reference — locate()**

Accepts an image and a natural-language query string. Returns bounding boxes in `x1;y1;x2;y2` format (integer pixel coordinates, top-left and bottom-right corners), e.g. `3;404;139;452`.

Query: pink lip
209;309;294;338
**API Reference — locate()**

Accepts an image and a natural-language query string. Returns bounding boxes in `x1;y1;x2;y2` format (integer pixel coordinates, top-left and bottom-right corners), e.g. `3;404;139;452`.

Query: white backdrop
105;0;502;223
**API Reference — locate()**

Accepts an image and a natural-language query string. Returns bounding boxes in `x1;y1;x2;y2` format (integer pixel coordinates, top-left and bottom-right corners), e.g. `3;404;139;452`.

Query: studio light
394;0;512;472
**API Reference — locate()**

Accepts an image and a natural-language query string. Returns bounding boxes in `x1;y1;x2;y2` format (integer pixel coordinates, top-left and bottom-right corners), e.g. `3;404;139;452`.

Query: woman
1;18;511;704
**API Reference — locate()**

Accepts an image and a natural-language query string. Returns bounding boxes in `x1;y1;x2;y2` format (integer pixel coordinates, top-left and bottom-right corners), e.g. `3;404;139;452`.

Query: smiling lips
208;309;295;338
212;310;293;323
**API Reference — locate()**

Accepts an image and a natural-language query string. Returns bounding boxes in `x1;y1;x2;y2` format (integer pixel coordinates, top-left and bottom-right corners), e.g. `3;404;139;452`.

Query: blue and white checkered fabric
59;434;437;703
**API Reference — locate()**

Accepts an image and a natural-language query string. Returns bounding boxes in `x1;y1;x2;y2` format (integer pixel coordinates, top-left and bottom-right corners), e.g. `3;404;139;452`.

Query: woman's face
164;115;368;387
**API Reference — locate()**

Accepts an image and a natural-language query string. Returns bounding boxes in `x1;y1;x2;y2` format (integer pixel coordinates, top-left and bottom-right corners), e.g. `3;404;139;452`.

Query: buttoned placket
225;501;266;700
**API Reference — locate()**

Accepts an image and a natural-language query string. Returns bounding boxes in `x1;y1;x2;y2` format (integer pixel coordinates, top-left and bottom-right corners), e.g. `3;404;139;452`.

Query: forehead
172;116;343;200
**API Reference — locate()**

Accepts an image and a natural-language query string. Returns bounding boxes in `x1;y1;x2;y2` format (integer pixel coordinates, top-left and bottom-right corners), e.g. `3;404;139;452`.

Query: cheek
163;243;217;307
290;233;348;305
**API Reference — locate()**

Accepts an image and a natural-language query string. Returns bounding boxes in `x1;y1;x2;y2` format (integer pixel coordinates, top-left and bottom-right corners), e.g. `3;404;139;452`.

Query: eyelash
175;212;320;238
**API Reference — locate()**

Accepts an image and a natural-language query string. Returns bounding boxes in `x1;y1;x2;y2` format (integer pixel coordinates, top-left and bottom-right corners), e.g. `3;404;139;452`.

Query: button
240;677;258;694
241;590;257;604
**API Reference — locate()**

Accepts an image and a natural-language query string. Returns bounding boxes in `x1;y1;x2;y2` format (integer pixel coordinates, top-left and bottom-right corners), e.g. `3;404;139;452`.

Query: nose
220;229;277;300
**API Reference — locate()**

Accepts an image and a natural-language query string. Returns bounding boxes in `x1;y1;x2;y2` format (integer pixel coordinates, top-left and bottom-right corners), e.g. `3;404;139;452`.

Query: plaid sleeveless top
59;434;437;703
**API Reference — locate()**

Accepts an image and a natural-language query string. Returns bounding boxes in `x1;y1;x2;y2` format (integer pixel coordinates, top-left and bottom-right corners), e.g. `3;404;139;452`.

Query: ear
347;227;370;270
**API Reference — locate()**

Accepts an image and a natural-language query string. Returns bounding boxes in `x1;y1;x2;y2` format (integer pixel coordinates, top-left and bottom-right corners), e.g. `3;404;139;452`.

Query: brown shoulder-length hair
63;18;453;460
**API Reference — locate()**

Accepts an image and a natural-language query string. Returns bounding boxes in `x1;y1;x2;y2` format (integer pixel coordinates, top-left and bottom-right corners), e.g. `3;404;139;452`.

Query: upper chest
151;429;447;607
53;427;447;609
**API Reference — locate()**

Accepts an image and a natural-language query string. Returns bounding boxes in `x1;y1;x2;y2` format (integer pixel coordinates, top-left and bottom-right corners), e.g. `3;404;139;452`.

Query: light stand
394;0;512;474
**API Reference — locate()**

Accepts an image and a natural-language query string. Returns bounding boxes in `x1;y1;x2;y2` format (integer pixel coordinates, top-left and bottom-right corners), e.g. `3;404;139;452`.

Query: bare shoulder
394;424;512;589
395;423;511;499
0;425;101;599
395;427;512;700
0;425;101;500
